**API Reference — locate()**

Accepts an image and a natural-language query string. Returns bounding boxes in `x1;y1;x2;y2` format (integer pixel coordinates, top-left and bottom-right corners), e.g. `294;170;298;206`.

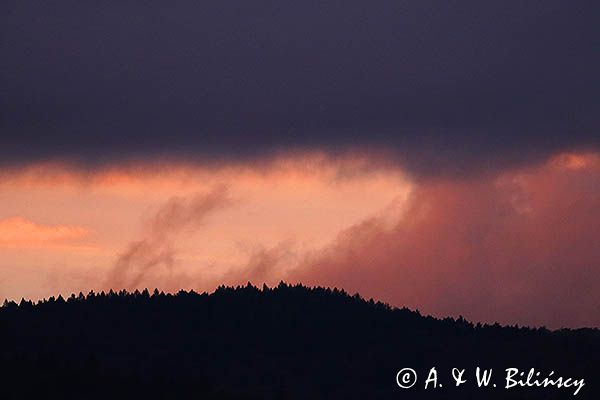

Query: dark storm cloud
1;1;598;176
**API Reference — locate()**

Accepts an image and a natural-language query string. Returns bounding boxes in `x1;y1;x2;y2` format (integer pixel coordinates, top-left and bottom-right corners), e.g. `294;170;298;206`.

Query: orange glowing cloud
0;216;89;247
0;152;410;301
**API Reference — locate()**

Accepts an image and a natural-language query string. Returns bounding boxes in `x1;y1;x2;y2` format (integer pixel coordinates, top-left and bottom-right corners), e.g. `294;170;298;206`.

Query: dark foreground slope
1;283;598;399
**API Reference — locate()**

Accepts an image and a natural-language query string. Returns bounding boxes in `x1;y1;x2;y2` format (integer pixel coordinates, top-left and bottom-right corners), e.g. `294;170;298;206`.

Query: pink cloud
288;153;600;328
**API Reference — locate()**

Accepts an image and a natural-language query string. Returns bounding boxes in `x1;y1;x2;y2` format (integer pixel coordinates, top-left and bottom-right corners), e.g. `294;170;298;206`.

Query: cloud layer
2;1;599;176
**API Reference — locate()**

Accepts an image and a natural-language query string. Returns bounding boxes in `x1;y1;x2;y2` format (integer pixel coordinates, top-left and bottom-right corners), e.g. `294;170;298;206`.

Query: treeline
1;283;598;399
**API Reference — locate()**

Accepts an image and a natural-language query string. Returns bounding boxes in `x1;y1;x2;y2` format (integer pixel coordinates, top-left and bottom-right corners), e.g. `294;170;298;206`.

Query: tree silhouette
0;283;598;399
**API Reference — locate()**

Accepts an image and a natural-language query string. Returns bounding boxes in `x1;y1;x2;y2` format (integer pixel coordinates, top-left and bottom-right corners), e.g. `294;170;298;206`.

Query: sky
1;1;599;328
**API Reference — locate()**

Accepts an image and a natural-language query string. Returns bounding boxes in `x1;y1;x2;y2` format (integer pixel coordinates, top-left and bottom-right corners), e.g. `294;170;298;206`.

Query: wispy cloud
106;186;233;290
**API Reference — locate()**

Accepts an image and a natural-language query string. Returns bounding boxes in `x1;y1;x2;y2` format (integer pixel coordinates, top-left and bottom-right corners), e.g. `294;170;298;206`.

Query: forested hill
1;283;598;399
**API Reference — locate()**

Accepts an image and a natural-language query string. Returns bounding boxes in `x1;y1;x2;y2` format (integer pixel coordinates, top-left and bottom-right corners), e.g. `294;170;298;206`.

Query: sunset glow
1;151;598;327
